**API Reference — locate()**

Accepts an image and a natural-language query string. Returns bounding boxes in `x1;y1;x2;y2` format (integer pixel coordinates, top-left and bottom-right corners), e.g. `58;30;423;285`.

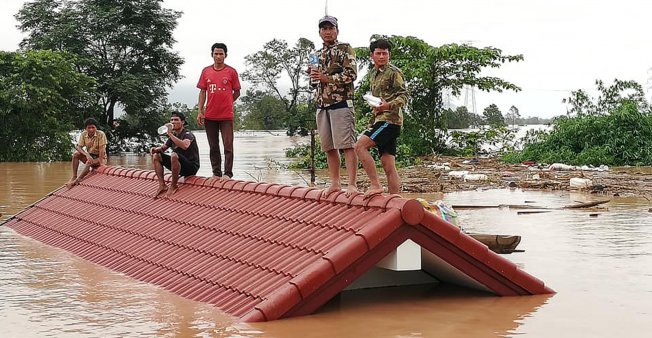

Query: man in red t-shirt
197;42;241;179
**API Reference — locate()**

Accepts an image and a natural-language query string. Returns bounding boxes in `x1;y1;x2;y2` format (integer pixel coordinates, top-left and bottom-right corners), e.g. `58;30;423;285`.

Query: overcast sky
2;0;651;118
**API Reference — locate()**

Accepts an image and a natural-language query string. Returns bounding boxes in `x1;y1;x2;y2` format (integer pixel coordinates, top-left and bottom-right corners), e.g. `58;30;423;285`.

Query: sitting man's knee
152;153;162;161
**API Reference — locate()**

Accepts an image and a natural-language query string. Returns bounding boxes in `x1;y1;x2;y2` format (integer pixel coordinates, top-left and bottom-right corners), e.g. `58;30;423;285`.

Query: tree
237;90;288;130
241;38;315;135
356;35;523;155
443;106;483;129
483;104;506;127
563;79;649;116
16;0;184;129
504;79;652;166
0;50;96;161
505;105;520;127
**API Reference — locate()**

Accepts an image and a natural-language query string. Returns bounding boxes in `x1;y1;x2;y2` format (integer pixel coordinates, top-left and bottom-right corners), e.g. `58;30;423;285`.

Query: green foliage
563;79;649;116
285;137;328;170
504;105;521;127
237;90;293;130
0;50;95;161
110;102;197;153
482;103;506;127
450;126;516;157
241;38;315;135
443;106;483;129
16;0;183;135
356;35;523;155
504;80;652;166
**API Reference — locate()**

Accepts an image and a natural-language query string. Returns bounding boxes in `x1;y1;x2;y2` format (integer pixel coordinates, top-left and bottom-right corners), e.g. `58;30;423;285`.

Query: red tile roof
3;166;553;321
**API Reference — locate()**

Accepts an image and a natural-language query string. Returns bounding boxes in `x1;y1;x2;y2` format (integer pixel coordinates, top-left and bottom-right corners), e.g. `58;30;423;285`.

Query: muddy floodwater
1;131;651;337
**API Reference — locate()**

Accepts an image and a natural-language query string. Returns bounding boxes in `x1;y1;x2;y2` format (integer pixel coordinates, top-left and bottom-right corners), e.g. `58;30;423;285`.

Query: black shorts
363;121;401;156
161;152;199;177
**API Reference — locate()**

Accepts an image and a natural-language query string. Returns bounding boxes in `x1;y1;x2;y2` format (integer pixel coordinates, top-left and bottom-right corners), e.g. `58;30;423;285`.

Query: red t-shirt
197;65;241;121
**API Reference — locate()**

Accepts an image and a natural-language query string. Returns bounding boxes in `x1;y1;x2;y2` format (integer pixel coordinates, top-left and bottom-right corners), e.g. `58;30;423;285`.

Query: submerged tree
483;104;506;127
0;50;95;161
16;0;184;129
241;38;316;135
505;105;521;127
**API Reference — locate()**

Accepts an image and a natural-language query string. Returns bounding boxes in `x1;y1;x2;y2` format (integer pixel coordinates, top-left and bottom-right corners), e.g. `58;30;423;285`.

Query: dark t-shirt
165;128;200;166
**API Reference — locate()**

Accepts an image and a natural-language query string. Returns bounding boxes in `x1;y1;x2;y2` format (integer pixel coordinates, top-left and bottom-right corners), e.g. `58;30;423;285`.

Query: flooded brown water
1;132;652;337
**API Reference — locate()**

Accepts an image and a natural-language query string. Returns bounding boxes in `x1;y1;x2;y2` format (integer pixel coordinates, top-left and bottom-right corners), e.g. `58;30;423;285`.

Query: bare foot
345;185;358;197
220;175;231;181
154;184;168;197
364;187;385;198
321;185;342;198
65;179;79;189
165;185;178;197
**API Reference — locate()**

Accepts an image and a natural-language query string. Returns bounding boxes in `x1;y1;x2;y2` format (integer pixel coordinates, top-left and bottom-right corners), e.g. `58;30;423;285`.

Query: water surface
1;131;651;337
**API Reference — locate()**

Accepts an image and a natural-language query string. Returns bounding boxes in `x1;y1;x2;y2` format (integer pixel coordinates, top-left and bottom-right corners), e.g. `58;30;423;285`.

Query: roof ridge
95;166;426;222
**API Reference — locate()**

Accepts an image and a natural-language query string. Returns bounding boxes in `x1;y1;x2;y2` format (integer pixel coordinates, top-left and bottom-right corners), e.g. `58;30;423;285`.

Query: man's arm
233;89;240;102
197;89;207;126
166;130;192;150
387;70;409;111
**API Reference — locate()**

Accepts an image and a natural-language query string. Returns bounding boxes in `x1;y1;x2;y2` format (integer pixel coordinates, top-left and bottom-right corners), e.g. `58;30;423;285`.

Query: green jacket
369;63;408;125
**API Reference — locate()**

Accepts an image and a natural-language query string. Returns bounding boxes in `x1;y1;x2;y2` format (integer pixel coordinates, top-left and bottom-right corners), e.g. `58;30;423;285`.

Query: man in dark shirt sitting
150;111;200;197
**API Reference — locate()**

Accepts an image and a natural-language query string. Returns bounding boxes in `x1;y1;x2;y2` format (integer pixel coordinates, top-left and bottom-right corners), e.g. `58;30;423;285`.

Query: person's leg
316;109;340;196
220;121;234;179
381;154;400;194
323;149;342;196
177;153;199;177
355;135;383;196
204;119;223;177
66;151;88;188
153;153;169;196
330;107;357;195
67;151;84;185
166;152;181;196
75;162;93;183
342;148;358;195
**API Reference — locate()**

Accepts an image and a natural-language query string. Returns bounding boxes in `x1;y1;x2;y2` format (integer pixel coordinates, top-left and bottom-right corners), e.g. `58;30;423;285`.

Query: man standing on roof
197;42;241;180
66;117;107;189
150;112;200;197
355;39;409;197
310;15;358;197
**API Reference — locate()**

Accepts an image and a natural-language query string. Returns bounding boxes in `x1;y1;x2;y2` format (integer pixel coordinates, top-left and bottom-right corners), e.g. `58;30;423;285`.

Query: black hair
170;111;186;121
370;39;392;52
211;43;228;55
84;117;98;128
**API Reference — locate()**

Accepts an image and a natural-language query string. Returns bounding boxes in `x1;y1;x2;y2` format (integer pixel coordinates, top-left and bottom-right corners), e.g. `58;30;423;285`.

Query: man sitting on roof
150;111;200;197
66;117;107;189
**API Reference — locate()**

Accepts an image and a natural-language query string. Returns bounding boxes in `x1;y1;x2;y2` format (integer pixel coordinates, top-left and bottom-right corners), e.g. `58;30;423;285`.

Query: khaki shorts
316;106;356;151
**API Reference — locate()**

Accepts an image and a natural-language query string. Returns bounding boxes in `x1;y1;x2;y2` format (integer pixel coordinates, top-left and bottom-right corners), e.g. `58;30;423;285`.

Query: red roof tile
3;166;553;321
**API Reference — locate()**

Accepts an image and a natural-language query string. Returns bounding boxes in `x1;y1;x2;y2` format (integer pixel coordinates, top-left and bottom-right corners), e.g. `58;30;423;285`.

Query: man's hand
150;147;160;155
372;98;389;113
197;112;205;126
310;68;326;83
